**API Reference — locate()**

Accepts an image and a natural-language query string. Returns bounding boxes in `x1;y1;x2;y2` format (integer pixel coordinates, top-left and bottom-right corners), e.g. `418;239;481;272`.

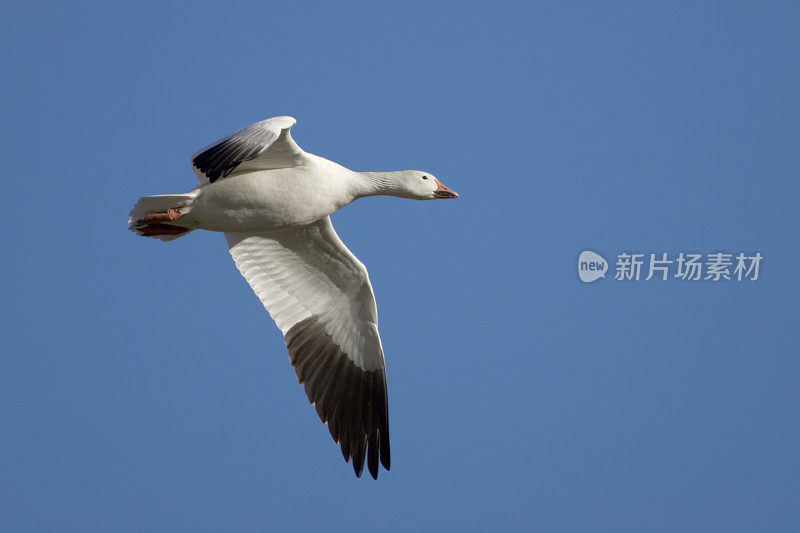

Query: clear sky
2;1;799;531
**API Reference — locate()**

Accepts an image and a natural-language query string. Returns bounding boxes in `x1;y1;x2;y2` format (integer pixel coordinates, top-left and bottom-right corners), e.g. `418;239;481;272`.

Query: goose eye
422;175;428;180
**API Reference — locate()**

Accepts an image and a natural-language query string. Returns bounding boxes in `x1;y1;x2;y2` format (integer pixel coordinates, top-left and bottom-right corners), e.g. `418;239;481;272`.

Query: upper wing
225;217;390;479
191;116;306;183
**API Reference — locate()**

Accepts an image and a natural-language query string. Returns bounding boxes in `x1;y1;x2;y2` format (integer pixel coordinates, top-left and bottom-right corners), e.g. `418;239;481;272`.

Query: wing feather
226;217;390;479
191;116;306;183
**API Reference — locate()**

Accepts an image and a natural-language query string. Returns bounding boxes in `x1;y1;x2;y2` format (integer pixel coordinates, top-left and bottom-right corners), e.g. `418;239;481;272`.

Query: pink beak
433;178;459;199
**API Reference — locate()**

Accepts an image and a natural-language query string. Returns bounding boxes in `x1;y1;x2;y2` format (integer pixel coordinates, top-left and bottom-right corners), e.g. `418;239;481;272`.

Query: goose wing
191;116;306;183
225;217;390;479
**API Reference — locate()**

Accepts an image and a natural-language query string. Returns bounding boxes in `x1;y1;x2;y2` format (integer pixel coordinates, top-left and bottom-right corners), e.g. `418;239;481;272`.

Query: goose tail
128;191;199;241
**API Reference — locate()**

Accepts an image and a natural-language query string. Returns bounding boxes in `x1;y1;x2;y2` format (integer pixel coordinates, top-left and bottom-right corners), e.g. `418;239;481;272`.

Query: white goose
129;116;458;479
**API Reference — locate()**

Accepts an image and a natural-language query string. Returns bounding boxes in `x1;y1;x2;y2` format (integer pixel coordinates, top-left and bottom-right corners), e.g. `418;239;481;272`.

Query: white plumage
129;116;458;479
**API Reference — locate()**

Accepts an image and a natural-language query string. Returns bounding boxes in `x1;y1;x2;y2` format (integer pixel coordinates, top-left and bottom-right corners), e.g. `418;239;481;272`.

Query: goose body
129;116;458;479
189;155;356;231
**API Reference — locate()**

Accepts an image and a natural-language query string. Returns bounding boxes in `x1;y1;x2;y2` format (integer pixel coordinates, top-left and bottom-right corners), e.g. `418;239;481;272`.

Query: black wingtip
367;462;379;480
285;317;391;481
381;451;391;471
353;442;366;477
367;437;379;479
379;428;391;471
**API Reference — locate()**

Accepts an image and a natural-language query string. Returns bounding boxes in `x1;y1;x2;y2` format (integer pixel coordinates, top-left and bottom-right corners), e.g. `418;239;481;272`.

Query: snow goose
129;116;458;479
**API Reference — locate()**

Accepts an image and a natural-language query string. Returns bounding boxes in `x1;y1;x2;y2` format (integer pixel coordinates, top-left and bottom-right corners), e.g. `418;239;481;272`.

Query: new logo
578;250;608;283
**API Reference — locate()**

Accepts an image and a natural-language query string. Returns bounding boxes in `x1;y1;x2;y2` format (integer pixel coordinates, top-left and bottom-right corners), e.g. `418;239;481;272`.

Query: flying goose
129;116;458;479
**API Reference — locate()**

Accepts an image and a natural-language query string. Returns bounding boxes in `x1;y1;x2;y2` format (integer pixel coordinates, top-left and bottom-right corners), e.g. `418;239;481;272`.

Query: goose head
392;171;459;200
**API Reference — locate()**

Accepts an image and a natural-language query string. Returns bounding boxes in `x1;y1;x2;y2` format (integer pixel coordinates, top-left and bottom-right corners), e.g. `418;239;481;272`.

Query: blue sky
2;1;799;531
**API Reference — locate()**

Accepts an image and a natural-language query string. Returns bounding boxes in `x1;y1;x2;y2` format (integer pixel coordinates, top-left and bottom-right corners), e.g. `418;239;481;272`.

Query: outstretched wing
191;116;306;183
225;217;390;479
